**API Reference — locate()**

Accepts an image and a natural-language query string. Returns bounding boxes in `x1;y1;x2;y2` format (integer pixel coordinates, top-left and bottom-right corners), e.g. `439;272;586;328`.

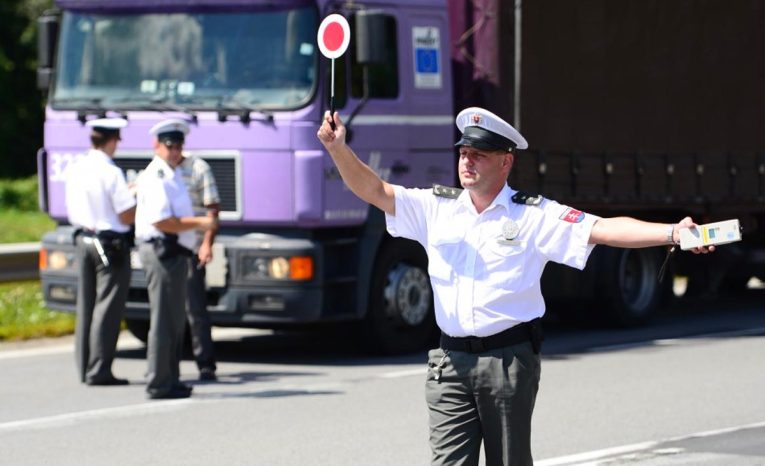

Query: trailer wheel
125;319;149;344
364;239;438;354
597;246;665;326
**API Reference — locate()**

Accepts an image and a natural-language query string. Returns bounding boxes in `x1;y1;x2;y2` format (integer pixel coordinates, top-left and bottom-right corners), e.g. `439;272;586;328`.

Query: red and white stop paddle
317;13;350;130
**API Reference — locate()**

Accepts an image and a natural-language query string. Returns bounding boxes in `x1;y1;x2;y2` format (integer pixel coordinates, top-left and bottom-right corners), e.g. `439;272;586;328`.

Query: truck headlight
40;248;75;271
241;255;313;281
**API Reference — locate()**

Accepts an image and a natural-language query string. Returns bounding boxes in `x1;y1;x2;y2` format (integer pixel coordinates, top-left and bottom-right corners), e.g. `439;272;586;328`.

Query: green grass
0;281;75;341
0;208;56;243
0;176;56;243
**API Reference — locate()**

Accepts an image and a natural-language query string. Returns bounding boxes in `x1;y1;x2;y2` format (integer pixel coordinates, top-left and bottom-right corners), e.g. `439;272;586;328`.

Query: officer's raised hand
317;111;346;150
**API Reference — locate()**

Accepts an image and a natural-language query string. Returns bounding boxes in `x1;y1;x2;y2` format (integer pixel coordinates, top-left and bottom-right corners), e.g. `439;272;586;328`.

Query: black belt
76;229;129;240
440;318;543;354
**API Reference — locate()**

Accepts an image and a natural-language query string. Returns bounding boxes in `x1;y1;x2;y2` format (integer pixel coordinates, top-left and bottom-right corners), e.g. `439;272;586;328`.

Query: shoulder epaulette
432;184;463;199
512;191;543;206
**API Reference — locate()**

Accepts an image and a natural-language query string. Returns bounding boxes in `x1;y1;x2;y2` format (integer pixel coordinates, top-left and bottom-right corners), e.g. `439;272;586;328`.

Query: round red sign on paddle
317;14;350;59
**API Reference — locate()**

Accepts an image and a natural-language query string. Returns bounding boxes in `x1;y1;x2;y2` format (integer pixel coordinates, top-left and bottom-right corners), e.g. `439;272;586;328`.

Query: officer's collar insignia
512;191;542;206
502;220;520;240
157;168;164;178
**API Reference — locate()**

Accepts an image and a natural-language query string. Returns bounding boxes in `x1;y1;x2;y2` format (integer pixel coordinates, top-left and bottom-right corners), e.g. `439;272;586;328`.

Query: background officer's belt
440;319;541;353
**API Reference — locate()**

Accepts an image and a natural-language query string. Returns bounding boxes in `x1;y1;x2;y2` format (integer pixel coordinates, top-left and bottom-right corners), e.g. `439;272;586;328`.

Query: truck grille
113;152;240;219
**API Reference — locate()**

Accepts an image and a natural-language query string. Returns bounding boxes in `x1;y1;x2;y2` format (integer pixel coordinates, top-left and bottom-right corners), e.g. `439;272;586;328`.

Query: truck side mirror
355;10;388;66
37;10;60;92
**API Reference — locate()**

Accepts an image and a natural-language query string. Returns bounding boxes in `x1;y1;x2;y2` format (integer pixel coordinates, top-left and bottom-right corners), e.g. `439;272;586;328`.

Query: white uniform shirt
65;149;135;233
135;156;196;251
386;184;600;337
179;154;220;250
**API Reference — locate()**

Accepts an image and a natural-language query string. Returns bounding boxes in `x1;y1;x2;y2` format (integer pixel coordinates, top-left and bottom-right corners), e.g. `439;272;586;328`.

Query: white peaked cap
455;107;528;151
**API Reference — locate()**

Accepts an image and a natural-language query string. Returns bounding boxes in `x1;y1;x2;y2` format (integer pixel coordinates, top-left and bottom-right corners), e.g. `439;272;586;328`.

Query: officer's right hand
317;111;346;150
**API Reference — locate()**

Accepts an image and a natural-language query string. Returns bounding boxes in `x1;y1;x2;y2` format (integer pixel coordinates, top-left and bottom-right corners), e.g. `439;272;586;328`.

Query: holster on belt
74;229;131;267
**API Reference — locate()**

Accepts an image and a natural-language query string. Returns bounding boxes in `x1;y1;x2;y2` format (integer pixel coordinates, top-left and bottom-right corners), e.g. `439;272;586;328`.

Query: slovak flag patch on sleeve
560;208;585;223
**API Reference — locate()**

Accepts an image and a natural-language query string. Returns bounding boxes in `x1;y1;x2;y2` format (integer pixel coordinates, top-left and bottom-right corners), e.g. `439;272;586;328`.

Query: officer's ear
503;151;514;171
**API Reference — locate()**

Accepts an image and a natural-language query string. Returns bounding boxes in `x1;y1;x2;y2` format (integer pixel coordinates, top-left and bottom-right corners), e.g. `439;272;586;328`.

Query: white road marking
0;400;192;433
536;420;765;465
379;368;426;378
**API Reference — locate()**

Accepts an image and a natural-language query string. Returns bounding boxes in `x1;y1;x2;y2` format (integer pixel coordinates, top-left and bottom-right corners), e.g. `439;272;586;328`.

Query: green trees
0;0;53;178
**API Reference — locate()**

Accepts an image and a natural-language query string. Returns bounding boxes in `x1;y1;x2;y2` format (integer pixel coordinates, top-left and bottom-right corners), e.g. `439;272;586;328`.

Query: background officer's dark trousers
187;256;216;372
139;243;189;396
75;236;130;383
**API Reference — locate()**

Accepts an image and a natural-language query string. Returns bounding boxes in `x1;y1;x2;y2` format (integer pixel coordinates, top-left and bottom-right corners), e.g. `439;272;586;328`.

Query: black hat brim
454;126;515;152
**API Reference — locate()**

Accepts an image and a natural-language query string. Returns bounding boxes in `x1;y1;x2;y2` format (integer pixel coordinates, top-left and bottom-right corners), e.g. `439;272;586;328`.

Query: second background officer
179;150;220;381
135;118;216;399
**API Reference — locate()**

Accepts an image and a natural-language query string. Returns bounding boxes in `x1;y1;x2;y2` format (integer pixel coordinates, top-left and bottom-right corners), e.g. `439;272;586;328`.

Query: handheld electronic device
679;219;742;250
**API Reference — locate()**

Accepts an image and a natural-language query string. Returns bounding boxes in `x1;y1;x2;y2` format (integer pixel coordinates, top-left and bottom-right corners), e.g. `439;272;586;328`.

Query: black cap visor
158;131;185;146
454;126;515;152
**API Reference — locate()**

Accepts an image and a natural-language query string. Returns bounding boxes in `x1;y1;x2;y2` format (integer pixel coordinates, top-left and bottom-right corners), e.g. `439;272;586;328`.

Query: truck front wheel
364;239;438;354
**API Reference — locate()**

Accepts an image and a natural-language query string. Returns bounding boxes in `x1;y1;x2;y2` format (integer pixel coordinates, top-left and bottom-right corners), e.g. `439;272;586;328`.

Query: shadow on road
116;289;765;367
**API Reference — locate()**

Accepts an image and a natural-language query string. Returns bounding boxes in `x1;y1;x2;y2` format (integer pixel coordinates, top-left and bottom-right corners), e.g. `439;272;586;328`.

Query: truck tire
363;238;438;354
125;319;149;344
596;246;666;326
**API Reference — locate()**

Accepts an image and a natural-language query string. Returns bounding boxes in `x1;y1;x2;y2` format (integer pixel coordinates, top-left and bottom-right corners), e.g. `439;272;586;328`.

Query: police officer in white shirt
135;118;216;400
317;108;714;466
66;117;135;386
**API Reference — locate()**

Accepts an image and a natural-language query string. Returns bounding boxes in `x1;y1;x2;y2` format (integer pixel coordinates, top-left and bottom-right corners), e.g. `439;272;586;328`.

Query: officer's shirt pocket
479;238;526;288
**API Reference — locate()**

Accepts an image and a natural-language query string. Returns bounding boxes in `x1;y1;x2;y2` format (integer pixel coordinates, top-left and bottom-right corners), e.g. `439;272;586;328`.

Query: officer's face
458;146;513;192
154;139;184;167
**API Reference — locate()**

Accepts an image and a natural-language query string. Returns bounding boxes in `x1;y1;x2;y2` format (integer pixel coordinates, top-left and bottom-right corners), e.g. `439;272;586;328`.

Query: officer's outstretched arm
317;111;396;216
154;215;216;234
589;216;714;254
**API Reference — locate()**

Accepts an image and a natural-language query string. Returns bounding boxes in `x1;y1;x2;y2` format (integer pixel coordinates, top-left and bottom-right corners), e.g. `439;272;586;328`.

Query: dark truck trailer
451;0;765;324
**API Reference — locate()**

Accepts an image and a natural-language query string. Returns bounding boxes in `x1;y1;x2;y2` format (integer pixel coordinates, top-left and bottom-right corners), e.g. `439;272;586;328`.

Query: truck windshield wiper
100;95;198;122
216;97;273;124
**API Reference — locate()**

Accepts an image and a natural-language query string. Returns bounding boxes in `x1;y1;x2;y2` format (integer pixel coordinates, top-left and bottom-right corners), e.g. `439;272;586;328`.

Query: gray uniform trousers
186;256;216;371
75;236;130;383
139;243;189;396
425;341;541;466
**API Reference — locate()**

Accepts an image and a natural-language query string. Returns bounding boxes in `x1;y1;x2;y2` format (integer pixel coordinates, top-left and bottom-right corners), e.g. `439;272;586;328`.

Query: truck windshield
52;7;318;111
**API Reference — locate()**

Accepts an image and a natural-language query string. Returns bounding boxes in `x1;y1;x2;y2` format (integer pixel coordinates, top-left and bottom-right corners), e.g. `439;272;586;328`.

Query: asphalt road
1;290;764;465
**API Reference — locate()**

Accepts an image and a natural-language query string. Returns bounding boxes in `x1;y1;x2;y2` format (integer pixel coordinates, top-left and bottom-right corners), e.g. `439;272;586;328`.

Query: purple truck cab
38;0;454;353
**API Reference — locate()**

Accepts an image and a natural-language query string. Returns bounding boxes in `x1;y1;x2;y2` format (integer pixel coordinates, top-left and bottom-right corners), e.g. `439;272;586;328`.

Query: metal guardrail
0;242;40;282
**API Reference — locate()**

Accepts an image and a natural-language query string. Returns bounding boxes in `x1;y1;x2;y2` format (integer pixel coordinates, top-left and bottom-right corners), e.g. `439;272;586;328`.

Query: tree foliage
0;0;53;178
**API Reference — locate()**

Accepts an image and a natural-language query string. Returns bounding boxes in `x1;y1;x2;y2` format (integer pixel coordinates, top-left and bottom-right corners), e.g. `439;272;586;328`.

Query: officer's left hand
677;216;715;254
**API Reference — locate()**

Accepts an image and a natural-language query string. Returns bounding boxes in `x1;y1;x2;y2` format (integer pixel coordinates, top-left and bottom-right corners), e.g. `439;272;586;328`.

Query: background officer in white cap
178;130;220;382
135;118;216;399
317;108;713;465
65;117;135;386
